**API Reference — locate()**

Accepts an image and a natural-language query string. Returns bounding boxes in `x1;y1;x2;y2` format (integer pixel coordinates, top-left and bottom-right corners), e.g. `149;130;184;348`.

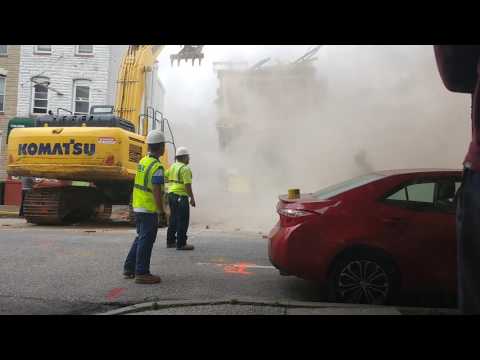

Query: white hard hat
176;146;189;157
146;129;166;144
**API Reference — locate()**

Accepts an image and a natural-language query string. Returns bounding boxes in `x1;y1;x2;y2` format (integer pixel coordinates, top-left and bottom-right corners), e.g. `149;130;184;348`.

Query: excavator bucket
170;45;204;66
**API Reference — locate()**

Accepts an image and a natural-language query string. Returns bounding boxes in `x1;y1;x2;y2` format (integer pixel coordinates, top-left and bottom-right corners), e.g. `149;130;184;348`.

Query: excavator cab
7;117;35;142
170;46;205;66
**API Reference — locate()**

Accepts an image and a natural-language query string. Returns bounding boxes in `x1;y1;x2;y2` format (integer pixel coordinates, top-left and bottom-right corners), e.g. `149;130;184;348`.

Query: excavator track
23;187;104;225
23;189;64;225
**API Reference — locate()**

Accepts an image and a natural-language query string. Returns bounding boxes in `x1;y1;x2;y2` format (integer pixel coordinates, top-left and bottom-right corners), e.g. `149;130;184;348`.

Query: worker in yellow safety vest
166;146;196;250
123;129;166;284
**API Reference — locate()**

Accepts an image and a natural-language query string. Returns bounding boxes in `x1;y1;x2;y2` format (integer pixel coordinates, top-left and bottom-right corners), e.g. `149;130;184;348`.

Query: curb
96;298;410;316
0;211;19;218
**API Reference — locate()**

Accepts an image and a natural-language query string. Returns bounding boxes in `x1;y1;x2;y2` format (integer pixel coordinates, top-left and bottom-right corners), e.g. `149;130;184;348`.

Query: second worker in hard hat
166;146;196;250
123;129;167;284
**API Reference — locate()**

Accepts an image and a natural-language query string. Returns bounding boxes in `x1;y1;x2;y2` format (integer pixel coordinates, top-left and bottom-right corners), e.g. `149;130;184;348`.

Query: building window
73;80;91;115
76;45;94;56
0;76;5;112
35;45;52;54
32;77;49;114
0;45;7;56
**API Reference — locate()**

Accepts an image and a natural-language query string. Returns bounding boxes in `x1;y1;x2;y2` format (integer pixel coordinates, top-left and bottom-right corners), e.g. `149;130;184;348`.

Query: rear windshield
312;174;385;200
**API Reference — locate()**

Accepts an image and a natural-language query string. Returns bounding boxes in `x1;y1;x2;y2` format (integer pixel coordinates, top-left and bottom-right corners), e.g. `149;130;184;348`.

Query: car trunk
278;193;337;209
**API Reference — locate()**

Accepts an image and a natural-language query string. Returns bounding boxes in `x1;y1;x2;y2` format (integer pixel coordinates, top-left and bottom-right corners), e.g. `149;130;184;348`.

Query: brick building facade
0;45;166;187
0;45;21;181
16;45;112;117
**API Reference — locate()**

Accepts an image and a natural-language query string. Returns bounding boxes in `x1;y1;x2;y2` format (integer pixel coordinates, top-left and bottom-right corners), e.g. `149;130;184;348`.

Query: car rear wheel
327;251;399;305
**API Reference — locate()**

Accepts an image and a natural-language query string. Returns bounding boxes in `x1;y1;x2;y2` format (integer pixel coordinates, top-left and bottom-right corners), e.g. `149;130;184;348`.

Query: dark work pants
457;168;480;314
167;193;190;248
124;212;159;275
19;190;29;217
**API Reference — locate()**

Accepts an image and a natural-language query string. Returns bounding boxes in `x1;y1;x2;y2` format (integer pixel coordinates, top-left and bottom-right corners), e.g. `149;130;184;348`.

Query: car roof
373;168;462;177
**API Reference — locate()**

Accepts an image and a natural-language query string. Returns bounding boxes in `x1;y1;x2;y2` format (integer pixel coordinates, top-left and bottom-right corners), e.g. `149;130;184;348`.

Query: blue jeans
19;190;29;217
457;169;480;314
124;212;159;275
166;193;190;248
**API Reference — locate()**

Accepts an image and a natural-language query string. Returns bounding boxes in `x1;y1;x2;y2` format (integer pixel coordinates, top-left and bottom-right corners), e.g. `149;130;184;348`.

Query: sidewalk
0;205;19;217
97;298;460;316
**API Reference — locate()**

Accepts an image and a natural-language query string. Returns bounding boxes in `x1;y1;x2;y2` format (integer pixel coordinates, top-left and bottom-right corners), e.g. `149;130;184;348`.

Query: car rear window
313;174;385;200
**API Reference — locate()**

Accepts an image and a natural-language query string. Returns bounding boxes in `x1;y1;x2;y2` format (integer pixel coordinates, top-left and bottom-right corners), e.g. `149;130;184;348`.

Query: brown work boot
135;274;162;284
177;245;194;251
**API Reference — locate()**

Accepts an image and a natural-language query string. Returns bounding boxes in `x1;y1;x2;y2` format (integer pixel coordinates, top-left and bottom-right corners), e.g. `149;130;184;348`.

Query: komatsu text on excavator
7;45;204;225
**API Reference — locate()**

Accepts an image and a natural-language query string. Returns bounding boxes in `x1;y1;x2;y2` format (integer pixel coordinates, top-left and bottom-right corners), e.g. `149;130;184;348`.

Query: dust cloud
159;45;471;232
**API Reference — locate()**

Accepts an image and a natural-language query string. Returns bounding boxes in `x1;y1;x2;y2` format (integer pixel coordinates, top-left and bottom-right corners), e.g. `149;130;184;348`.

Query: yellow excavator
7;45;204;224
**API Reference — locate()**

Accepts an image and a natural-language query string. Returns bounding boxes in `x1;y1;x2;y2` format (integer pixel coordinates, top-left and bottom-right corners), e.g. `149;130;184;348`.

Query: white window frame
34;45;52;54
31;77;49;115
0;45;7;56
75;45;94;56
0;76;6;113
73;80;91;115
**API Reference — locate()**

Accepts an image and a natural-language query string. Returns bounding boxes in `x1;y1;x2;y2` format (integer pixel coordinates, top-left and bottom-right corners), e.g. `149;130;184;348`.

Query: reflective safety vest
132;155;164;213
167;161;191;196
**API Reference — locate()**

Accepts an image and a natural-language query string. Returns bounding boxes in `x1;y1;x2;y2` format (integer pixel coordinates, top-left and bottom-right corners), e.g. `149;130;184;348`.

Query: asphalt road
0;218;324;315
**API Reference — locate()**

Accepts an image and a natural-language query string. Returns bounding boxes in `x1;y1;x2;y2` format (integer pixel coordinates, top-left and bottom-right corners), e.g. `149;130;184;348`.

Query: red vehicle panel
268;169;462;305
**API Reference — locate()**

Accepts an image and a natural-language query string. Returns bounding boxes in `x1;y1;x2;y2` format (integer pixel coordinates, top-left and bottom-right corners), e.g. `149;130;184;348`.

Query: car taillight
278;209;313;218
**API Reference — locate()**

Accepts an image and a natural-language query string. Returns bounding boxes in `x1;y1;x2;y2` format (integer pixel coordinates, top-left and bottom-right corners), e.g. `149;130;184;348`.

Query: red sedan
268;169;462;305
